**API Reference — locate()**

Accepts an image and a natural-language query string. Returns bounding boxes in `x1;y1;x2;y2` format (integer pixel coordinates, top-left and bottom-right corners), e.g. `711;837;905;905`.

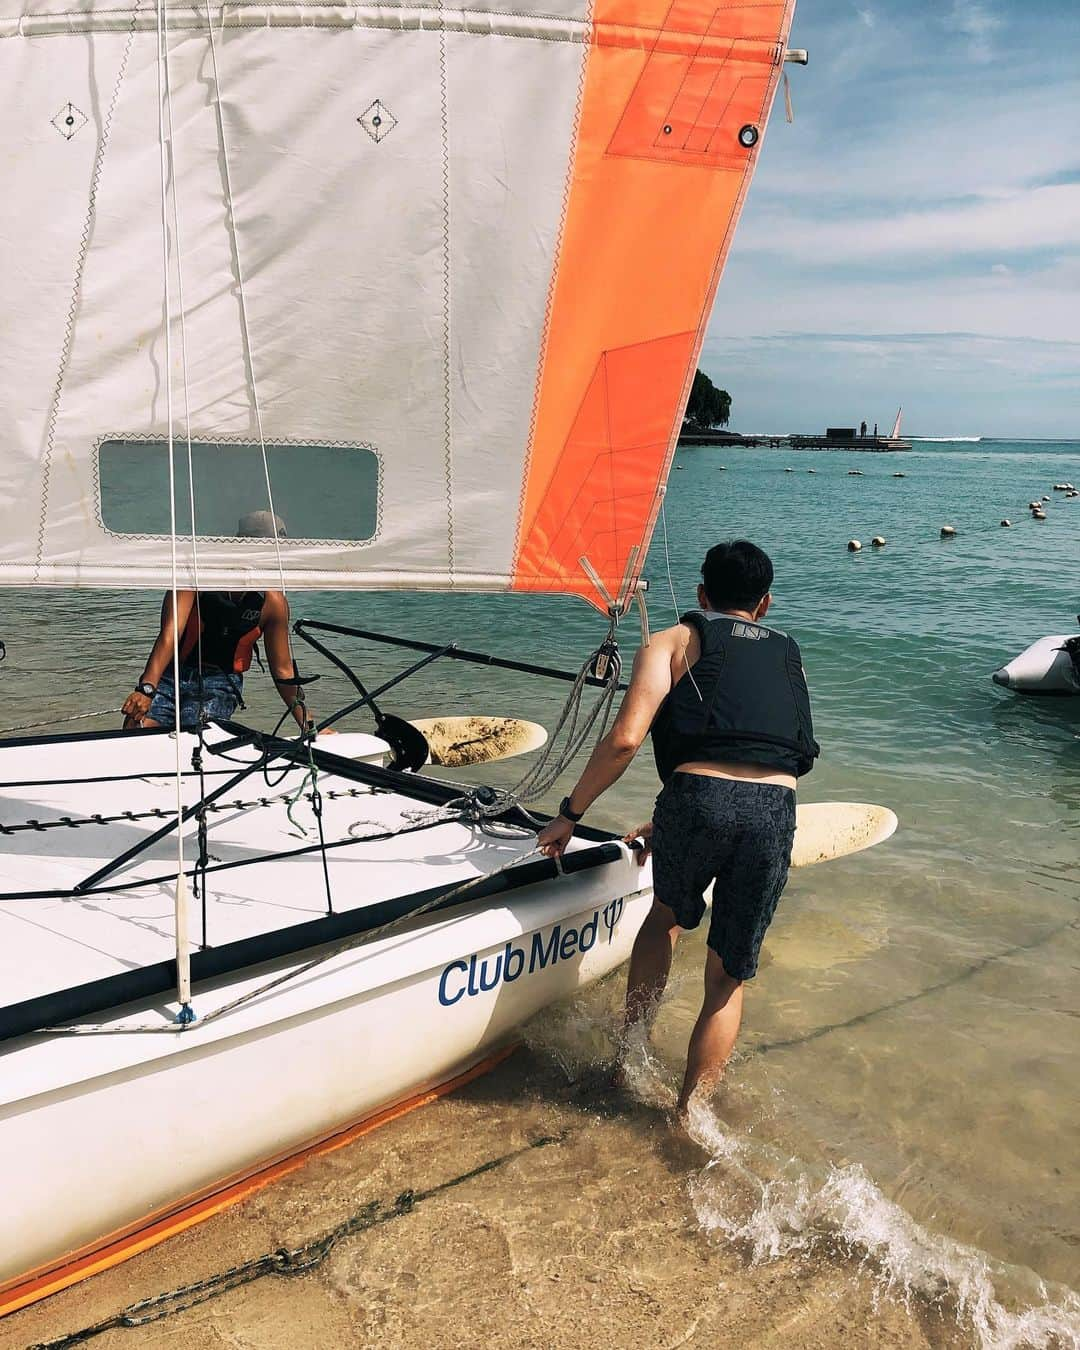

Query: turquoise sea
2;437;1078;1346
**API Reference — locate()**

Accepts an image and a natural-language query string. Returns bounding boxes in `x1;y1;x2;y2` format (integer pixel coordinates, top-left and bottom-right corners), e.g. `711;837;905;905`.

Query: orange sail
513;0;796;609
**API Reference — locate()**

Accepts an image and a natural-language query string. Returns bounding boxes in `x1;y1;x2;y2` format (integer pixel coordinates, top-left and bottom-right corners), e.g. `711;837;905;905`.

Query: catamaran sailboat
0;0;874;1315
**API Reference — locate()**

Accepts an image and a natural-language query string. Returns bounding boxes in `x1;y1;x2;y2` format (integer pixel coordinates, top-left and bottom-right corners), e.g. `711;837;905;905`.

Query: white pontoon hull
992;633;1080;695
0;726;650;1294
4;867;649;1288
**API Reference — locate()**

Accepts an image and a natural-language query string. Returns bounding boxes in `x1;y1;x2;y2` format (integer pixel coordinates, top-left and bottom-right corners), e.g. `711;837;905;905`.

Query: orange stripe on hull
513;0;794;609
0;1044;518;1320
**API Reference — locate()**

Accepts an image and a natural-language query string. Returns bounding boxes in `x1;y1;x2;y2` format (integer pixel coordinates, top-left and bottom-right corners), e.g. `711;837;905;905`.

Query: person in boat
120;511;315;734
537;540;818;1118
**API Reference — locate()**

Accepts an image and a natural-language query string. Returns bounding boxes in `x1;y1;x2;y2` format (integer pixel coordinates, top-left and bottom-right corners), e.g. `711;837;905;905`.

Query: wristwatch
136;681;156;698
558;795;584;823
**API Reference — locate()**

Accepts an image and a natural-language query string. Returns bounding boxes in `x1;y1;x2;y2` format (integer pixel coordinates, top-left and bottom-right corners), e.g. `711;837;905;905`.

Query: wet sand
6;1048;968;1350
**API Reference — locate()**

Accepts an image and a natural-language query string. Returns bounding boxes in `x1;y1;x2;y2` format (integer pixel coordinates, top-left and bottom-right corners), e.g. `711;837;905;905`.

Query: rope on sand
28;1131;569;1349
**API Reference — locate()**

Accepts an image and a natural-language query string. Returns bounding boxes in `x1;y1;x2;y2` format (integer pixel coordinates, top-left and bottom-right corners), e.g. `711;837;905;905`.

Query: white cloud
740;183;1080;263
696;332;1078;438
944;0;1002;62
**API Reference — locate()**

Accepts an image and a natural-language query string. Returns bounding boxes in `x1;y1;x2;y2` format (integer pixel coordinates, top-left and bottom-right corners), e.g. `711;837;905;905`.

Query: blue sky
703;0;1079;437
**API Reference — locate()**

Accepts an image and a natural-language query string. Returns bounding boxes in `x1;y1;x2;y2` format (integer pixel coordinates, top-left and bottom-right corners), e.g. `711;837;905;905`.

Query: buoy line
841;501;1071;553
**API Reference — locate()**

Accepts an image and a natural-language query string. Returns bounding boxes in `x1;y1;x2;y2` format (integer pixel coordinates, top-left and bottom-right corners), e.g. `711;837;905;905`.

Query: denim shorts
148;669;243;731
651;772;796;981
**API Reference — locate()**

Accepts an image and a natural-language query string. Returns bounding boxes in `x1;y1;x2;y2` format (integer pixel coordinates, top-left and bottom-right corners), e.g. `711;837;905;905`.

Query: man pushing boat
120;511;317;735
537;540;818;1118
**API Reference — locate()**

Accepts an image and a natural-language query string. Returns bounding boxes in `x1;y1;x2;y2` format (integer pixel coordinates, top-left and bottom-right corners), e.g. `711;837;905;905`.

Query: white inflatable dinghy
991;627;1080;695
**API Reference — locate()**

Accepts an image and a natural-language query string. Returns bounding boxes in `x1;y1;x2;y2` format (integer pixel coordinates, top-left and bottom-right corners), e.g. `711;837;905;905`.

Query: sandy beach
5;1046;973;1350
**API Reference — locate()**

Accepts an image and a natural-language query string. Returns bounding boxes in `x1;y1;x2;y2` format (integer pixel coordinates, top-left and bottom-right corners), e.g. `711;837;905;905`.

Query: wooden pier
677;429;911;452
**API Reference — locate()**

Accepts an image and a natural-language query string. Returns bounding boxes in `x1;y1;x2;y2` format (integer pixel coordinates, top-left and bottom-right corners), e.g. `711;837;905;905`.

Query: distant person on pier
121;511;317;735
537;541;819;1121
873;422;878;437
860;420;867;438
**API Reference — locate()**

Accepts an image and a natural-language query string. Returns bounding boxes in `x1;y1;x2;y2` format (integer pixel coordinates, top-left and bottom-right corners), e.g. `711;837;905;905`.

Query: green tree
683;370;731;430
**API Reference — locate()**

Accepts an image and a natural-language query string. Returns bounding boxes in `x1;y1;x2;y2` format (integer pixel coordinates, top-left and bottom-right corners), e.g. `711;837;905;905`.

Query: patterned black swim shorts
651;772;796;981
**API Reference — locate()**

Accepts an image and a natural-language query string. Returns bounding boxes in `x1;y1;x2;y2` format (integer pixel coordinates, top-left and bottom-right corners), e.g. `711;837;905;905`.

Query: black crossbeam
71;728;294;894
293;620;629;691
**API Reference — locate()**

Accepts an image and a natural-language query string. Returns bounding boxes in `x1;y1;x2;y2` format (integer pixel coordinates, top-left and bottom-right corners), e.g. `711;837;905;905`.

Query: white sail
1;0;796;607
890;406;903;440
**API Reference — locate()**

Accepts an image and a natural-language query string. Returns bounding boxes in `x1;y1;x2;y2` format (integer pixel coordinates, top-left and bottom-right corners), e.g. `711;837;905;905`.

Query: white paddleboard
790;802;898;868
409;716;548;767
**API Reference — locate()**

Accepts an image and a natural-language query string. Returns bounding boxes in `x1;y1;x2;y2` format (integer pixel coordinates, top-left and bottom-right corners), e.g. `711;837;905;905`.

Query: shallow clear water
1;437;1078;1346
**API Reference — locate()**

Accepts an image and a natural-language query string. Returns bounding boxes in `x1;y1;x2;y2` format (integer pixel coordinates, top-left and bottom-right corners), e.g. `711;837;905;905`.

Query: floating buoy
718;465;727;471
847;470;863;476
1053;483;1068;491
1000;519;1011;527
940;525;956;538
1032;509;1047;520
847;539;862;552
892;472;906;478
1028;501;1042;509
1067;490;1079;498
871;536;886;548
785;466;794;472
1042;495;1050;501
807;468;816;473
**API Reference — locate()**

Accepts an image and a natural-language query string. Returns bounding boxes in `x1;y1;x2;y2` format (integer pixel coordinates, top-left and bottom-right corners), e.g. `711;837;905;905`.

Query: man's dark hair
701;540;774;610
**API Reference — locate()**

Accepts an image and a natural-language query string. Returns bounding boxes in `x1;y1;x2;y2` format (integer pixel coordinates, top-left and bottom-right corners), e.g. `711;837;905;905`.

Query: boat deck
0;726;589;1014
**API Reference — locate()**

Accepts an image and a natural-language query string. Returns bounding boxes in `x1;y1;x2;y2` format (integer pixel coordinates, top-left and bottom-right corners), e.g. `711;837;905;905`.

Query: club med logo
437;898;624;1007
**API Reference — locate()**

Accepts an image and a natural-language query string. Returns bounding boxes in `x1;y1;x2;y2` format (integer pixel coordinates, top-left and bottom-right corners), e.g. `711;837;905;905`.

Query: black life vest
650;611;819;783
179;591;265;675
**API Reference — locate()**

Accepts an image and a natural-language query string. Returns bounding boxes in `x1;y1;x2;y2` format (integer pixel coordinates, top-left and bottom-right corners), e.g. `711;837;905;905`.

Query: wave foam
912;436;983;442
685;1101;1080;1350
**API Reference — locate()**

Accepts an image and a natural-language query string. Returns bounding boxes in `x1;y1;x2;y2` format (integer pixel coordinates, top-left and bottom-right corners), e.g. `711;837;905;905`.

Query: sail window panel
97;440;380;544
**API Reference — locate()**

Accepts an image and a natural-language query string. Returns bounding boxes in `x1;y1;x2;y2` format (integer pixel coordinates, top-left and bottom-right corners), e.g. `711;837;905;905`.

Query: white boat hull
0;725;650;1294
0;729;897;1304
4;875;648;1289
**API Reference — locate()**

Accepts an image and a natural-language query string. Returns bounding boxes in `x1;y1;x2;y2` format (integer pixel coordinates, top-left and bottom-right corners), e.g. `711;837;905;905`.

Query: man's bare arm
261;592;309;730
535;632;680;858
121;590;196;724
561;634;677;815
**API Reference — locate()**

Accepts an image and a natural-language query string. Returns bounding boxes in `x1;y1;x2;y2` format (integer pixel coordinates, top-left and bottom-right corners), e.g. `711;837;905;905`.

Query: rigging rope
161;10;216;943
154;0;194;1021
203;0;287;598
659;489;701;703
38;832;544;1035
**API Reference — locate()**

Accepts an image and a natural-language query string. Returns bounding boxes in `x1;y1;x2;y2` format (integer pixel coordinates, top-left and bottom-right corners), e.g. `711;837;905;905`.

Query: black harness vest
179;591;265;676
650;612;819;783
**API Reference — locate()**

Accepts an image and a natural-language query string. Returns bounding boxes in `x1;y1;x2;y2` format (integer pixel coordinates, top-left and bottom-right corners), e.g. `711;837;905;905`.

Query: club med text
437;899;624;1006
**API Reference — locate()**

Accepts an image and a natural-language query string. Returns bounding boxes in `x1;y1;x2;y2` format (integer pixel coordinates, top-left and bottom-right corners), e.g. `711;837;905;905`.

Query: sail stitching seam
2;12;785;43
204;0;288;595
511;0;593;575
32;0;142;582
437;0;455;582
